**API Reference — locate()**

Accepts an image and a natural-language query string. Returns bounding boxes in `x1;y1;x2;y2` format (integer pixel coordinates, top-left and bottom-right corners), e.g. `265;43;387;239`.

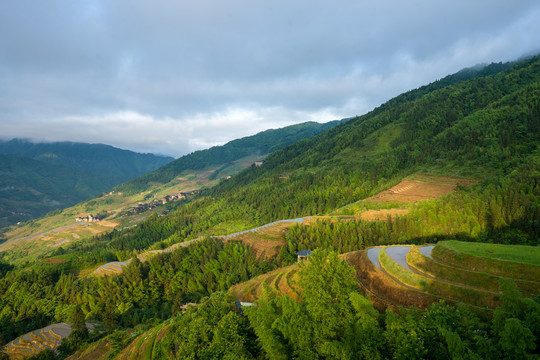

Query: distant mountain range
0;139;173;228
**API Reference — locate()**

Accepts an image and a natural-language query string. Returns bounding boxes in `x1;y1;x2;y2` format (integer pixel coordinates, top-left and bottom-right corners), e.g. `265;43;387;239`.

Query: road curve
384;246;413;271
366;247;382;269
418;245;435;259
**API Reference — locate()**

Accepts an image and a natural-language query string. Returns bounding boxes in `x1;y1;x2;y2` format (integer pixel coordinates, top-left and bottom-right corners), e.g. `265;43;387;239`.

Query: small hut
296;250;313;262
234;301;255;315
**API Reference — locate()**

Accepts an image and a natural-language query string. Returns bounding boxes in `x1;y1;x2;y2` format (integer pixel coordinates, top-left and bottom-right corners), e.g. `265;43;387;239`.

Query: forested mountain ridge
0;139;173;180
0;141;173;229
200;55;540;227
0;153;108;228
115;120;344;194
0;120;344;263
0;56;539;359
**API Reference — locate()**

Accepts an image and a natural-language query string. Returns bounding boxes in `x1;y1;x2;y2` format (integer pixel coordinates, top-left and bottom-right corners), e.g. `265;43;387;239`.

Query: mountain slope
0;153;109;228
115;120;344;193
207;56;540;221
63;56;540;272
0;120;344;257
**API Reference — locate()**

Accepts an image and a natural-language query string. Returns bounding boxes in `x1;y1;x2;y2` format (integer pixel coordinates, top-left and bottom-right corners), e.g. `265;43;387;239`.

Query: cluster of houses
75;213;107;223
119;190;200;217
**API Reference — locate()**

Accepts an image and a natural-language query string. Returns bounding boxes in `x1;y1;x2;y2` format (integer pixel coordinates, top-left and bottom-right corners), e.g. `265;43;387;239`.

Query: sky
1;1;539;157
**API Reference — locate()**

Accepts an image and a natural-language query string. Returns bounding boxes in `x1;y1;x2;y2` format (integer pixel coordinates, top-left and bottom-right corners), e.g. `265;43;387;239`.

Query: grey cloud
1;0;539;157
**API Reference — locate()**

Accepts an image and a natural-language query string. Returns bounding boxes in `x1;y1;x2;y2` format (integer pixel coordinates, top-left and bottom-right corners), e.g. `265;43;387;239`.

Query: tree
499;318;535;360
70;304;88;341
0;333;10;360
103;303;117;334
249;250;364;359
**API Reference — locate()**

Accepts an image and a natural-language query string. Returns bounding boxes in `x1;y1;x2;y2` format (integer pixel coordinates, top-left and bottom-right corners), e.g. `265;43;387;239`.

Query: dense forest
0;56;539;359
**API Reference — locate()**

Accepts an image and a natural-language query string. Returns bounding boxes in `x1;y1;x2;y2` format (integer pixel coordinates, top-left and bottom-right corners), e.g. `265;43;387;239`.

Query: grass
440;240;540;266
360;122;405;155
433;241;540;281
378;247;499;308
331;199;410;216
407;246;540;297
407;246;501;291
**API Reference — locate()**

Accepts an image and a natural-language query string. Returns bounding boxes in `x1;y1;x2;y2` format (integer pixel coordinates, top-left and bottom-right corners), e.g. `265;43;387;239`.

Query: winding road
93;217;310;276
385;246;413;271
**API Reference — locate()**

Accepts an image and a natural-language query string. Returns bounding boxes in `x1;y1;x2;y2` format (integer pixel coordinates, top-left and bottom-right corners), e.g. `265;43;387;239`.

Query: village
118;190;200;217
74;190;201;222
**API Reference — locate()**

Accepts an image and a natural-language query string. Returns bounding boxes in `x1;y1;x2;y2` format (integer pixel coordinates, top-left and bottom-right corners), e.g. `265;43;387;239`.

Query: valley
0;156;261;266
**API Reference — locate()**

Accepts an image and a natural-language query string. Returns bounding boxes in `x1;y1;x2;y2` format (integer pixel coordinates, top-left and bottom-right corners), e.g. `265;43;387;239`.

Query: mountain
0;139;173;182
115;120;345;194
0;120;345;254
0;140;173;228
0;56;539;359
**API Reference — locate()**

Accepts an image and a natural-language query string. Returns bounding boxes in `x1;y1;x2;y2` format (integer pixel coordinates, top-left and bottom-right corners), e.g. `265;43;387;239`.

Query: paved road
385;246;413;271
419;245;434;259
366;247;382;269
94;217;311;276
220;217;308;240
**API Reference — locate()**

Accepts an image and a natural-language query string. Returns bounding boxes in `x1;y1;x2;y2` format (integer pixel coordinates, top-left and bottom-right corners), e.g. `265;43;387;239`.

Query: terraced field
229;263;301;302
3;323;97;360
348;241;540;310
228;239;540;311
363;175;479;203
116;323;171;360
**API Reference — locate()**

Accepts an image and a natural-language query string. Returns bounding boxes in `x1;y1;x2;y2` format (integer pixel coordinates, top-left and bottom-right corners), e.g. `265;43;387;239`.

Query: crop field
345;241;540;310
227;221;293;258
0;158;258;266
363;174;479;203
439;240;540;266
229;263;300;302
116;323;171;360
3;323;97;360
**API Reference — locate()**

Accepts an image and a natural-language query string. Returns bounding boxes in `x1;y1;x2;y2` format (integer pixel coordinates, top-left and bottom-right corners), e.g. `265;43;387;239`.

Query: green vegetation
116;120;344;194
161;250;538;360
378;247;499;308
1;56;540;358
440;240;540;266
407;246;540;297
433;242;540;281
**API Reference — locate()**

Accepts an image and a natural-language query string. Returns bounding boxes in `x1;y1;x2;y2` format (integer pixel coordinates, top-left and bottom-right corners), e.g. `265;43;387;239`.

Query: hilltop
115;120;344;194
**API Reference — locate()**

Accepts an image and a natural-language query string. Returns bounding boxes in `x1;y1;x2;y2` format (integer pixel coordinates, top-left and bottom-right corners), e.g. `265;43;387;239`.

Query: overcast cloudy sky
1;1;539;157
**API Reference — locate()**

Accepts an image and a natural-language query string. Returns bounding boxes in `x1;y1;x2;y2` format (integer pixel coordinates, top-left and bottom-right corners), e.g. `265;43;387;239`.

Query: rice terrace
230;241;540;311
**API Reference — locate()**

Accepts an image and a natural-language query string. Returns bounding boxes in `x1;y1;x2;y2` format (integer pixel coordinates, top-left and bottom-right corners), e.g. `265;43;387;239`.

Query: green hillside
0;56;539;359
115;120;344;194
